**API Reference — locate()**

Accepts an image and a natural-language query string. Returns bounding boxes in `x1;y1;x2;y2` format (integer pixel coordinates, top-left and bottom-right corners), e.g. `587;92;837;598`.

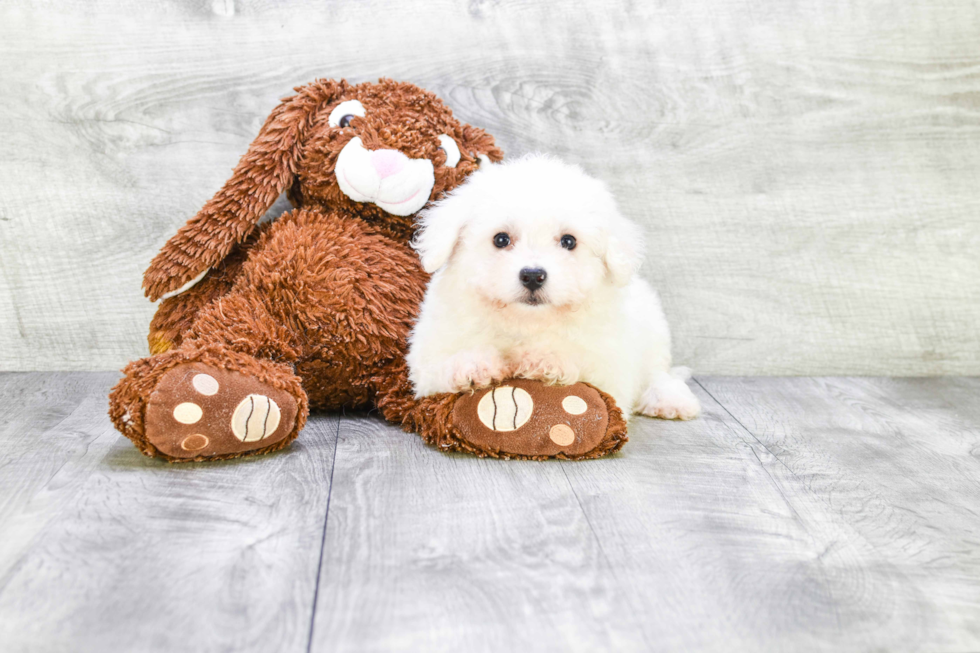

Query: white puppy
407;154;700;421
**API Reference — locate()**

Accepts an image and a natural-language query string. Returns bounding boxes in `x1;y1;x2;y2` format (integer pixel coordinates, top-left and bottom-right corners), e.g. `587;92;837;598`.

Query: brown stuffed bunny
108;78;628;462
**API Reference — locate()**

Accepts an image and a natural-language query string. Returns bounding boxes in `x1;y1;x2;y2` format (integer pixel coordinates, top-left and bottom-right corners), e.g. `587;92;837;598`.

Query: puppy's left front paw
638;375;701;420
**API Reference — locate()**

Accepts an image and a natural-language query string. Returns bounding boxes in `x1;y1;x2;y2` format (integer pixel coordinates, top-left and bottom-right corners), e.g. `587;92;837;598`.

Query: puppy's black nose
519;267;547;291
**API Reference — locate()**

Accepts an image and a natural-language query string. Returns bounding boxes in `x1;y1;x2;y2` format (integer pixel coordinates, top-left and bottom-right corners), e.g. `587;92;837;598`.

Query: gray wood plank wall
1;0;978;374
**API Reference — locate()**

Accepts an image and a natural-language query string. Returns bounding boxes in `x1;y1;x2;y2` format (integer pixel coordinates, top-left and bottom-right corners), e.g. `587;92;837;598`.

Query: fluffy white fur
407;154;700;421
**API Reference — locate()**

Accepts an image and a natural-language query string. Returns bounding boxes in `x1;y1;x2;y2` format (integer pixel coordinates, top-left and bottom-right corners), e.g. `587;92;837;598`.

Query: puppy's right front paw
444;350;509;393
510;349;580;385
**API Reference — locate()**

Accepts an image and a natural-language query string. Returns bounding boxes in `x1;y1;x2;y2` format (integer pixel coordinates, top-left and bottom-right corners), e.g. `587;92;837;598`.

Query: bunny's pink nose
369;148;407;179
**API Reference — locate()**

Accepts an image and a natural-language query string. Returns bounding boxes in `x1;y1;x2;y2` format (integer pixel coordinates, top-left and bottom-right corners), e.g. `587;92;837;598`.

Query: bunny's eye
437;135;461;168
560;234;577;250
494;233;511;248
328;100;365;128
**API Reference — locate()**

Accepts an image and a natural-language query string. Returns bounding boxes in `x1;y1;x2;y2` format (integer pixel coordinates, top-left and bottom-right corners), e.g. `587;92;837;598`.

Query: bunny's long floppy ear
142;79;345;301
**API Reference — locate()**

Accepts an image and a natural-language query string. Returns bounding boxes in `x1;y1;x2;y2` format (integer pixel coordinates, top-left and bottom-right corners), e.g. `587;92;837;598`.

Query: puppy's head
414;154;644;313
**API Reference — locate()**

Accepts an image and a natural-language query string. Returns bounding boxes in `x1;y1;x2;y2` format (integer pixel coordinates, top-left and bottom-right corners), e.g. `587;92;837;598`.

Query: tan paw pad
561;395;587;415
231;394;282;442
173;402;203;424
180;434;210;452
192;373;219;396
549;424;575;446
476;386;534;432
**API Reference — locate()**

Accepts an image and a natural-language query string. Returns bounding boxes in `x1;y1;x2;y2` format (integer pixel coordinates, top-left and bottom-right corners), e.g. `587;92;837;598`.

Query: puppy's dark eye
493;233;511;248
560;234;577;250
338;115;355;128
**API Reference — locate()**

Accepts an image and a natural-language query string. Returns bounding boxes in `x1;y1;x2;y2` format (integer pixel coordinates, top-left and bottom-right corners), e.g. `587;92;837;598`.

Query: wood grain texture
2;373;980;651
309;378;980;652
0;373;339;653
309;414;646;652
692;376;980;651
1;1;978;373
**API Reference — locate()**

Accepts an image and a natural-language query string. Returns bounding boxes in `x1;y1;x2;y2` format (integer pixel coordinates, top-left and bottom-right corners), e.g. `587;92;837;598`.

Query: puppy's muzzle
519;267;547;292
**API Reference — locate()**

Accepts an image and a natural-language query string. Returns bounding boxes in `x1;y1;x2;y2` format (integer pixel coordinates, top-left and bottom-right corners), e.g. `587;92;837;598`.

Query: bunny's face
292;79;503;238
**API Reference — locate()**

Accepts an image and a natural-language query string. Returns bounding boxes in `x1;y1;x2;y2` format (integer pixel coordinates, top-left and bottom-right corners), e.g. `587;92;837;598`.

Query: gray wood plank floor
0;374;978;652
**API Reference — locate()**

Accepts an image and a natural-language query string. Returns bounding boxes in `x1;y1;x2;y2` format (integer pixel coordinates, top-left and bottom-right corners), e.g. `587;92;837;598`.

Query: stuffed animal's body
108;79;629;461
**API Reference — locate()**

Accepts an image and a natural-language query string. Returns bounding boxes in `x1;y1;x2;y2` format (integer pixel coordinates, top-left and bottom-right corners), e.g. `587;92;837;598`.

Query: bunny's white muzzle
335;137;435;217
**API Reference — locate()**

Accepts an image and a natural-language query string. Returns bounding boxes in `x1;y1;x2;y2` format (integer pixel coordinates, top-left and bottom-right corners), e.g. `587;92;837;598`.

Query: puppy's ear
142;79;347;301
603;210;645;287
412;193;470;274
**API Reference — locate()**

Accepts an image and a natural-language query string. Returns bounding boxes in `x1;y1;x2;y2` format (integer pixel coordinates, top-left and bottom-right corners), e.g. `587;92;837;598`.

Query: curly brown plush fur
108;78;628;462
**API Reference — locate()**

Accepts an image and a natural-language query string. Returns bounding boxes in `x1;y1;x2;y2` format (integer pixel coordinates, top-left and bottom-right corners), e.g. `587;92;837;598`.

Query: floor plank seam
305;415;342;653
557;462;614;568
696;379;943;584
558;461;654;650
693;378;807;487
693;378;823;538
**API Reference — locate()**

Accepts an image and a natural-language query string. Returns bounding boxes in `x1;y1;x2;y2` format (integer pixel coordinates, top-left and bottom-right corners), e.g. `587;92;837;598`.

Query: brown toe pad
453;379;613;458
145;363;299;460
